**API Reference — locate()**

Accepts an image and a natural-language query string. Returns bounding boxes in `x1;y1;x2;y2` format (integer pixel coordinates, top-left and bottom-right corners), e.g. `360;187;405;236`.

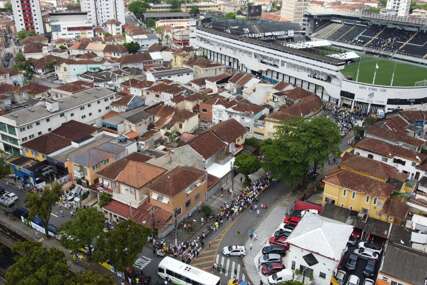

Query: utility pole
174;209;178;246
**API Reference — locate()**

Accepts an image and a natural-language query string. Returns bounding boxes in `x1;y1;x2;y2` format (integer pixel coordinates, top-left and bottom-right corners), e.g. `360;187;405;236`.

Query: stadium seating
340;26;367;43
328;24;353;41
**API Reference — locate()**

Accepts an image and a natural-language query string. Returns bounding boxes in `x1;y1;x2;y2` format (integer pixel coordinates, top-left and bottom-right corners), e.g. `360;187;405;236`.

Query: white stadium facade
191;15;427;114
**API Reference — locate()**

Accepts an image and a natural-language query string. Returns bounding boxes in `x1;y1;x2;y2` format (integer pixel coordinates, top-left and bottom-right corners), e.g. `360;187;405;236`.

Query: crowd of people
149;175;272;264
324;103;365;137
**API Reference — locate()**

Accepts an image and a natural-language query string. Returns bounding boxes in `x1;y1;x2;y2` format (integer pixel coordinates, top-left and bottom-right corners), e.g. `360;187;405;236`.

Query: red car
283;200;322;226
261;262;285;275
269;236;289;249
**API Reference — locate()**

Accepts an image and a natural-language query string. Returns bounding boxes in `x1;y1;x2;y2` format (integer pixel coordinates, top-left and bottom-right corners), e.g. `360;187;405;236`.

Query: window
319;272;326;279
373;197;378;205
36;121;40;126
393;158;406;166
343;190;347;197
48;128;51;131
38;131;42;135
19;127;25;132
185;200;191;208
412;162;416;166
27;124;33;130
89;113;92;116
105;106;110;110
352;192;356;199
46;118;50;122
291;261;296;270
60;113;65;117
195;193;200;200
368;154;374;159
366;196;370;203
175;208;181;216
97;100;101;104
98;109;102;113
80;106;85;110
88;103;91;107
29;134;34;139
382;157;388;162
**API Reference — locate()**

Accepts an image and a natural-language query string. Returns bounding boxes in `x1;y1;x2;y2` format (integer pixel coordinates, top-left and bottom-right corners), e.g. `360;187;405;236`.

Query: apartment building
11;0;44;34
280;0;309;23
386;0;411;17
80;0;125;26
0;87;116;155
49;12;94;41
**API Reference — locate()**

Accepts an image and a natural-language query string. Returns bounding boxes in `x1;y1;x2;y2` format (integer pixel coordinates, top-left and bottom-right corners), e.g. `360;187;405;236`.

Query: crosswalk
215;254;246;281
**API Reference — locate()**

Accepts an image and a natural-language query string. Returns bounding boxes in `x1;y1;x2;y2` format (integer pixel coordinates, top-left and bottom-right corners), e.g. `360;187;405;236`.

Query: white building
281;0;309;24
0;87;116;155
386;0;411;17
284;213;353;285
49;12;94;41
80;0;125;26
11;0;44;34
145;68;194;84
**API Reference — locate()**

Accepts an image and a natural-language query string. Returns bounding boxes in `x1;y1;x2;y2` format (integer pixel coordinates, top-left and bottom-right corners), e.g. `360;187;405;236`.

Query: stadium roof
198;27;346;66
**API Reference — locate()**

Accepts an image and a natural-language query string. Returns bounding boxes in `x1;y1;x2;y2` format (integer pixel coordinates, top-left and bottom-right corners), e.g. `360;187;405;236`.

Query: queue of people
150;175;272;264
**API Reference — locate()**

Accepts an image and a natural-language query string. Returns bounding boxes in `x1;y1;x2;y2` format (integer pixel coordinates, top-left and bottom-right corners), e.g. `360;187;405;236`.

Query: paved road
191;181;292;285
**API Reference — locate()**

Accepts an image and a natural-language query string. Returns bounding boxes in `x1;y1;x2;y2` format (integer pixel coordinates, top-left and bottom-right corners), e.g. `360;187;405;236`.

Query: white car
222;245;246;257
346;275;360;285
353;248;379;260
267;268;293;284
358;242;382;255
336;270;346;285
364;279;375;285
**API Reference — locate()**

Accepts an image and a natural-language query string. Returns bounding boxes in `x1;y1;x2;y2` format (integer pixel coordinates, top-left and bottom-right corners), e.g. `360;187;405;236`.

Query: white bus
158;256;221;285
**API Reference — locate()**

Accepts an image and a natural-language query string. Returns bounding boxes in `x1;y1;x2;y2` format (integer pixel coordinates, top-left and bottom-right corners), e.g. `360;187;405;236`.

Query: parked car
283;200;322;225
261;262;285;275
345;253;358;271
262;245;287;255
0;191;18;207
346;275;360;285
336;270;347;285
278;223;295;231
363;259;377;277
267;269;293;285
358;242;382;256
273;228;292;239
364;278;375;285
222;245;246;257
353;248;379;260
259;254;282;265
269;236;289;249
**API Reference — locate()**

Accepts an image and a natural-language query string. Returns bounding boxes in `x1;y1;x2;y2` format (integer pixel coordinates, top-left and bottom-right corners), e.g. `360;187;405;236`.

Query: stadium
192;13;427;113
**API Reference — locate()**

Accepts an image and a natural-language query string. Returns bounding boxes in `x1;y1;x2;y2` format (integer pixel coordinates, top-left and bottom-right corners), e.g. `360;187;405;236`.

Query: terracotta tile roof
52;120;97;143
274;87;311;100
382;196;409;220
382;116;409;132
228;72;253;86
341;155;408;182
323;169;397;197
123;24;150;36
104;19;121;25
55;80;93;93
366;124;424;148
75;52;98;59
145;103;175;128
121;79;153;89
0;83;19;95
120;53;152;64
22;133;71;154
147;82;187;95
103;111;120;119
21;35;48;45
400;110;427;124
184;57;223;68
273;81;290;91
269;95;321;121
103;44;128;53
207;174;220;189
97;153;165;188
188;131;226;159
205;73;232;83
0;68;19;76
164;109;196;129
210;119;247;144
111;94;133;106
231;100;264;114
70;38;91;50
355;138;426;163
148;166;205;196
23;42;44;54
29;55;63;70
21;83;49;95
148;43;169;52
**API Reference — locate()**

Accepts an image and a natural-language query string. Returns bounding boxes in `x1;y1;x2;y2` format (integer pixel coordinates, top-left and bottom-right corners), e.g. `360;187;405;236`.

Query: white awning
206;157;235;179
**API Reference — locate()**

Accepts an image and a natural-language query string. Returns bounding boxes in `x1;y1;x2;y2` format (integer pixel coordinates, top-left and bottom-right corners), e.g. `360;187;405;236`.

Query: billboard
248;5;262;17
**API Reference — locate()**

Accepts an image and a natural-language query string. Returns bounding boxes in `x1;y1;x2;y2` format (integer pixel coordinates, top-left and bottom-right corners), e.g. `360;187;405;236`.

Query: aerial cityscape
0;0;426;284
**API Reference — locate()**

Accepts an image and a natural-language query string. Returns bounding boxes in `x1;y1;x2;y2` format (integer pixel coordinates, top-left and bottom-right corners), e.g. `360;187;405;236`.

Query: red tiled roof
188;131;226;159
121;79;153;89
148;166;205;196
120;53;152;64
366;124;424;148
22;133;71;154
23;42;44;54
210;119;247;144
21;83;49;95
52;120;97;143
104;44;128;53
0;83;19;95
54;80;93;93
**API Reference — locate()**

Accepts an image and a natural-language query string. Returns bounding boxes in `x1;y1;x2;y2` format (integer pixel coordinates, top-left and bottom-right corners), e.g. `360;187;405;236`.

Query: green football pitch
341;55;427;87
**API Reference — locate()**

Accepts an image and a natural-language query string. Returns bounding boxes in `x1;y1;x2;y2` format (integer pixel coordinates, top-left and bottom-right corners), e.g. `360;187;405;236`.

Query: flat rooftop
2;87;115;126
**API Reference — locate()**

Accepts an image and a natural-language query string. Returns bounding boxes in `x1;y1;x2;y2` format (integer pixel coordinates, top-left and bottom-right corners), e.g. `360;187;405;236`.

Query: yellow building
322;155;411;223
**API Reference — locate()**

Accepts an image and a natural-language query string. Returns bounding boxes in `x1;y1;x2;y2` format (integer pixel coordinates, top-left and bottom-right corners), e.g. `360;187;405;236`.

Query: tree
0;157;11;178
99;192;112;207
4;1;12;11
71;271;114;285
26;182;61;237
94;220;150;272
167;0;181;10
224;12;236;19
61;208;105;258
262;117;340;186
5;241;72;285
16;30;35;41
190;6;200;15
128;0;148;18
146;18;156;28
234;153;261;176
14;52;34;80
124;41;141;53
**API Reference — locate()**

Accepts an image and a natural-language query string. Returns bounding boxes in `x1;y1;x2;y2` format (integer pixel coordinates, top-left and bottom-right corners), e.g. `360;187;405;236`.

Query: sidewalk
242;192;294;285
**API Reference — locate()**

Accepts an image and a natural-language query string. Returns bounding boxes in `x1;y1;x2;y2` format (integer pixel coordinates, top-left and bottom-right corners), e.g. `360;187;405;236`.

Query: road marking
225;258;230;275
230;261;235;278
241;274;246;281
216;254;219;264
220;256;225;267
236;263;240;279
51;213;58;218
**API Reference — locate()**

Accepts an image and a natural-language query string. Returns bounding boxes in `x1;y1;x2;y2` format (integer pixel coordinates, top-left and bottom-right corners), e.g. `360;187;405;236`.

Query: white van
267;268;293;284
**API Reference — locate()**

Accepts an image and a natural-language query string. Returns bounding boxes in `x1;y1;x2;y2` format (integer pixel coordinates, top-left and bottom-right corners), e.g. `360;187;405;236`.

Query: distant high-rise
11;0;44;34
80;0;125;26
281;0;309;24
386;0;410;17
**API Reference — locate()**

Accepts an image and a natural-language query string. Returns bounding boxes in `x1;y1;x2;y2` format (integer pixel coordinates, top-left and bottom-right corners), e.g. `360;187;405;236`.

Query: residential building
280;0;309;23
51;80;94;99
80;0;125;26
121;79;153;97
284;213;353;285
0;87;116;155
144;81;189;106
386;0;411;16
145;68;193;84
110;94;144;112
49;12;94;41
103;44;128;59
377;243;427;285
56;59;110;83
184;57;226;79
11;0;44;34
124;25;158;51
61;134;137;185
0;68;23;86
103;19;122;36
21;120;97;161
323;155;410;223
